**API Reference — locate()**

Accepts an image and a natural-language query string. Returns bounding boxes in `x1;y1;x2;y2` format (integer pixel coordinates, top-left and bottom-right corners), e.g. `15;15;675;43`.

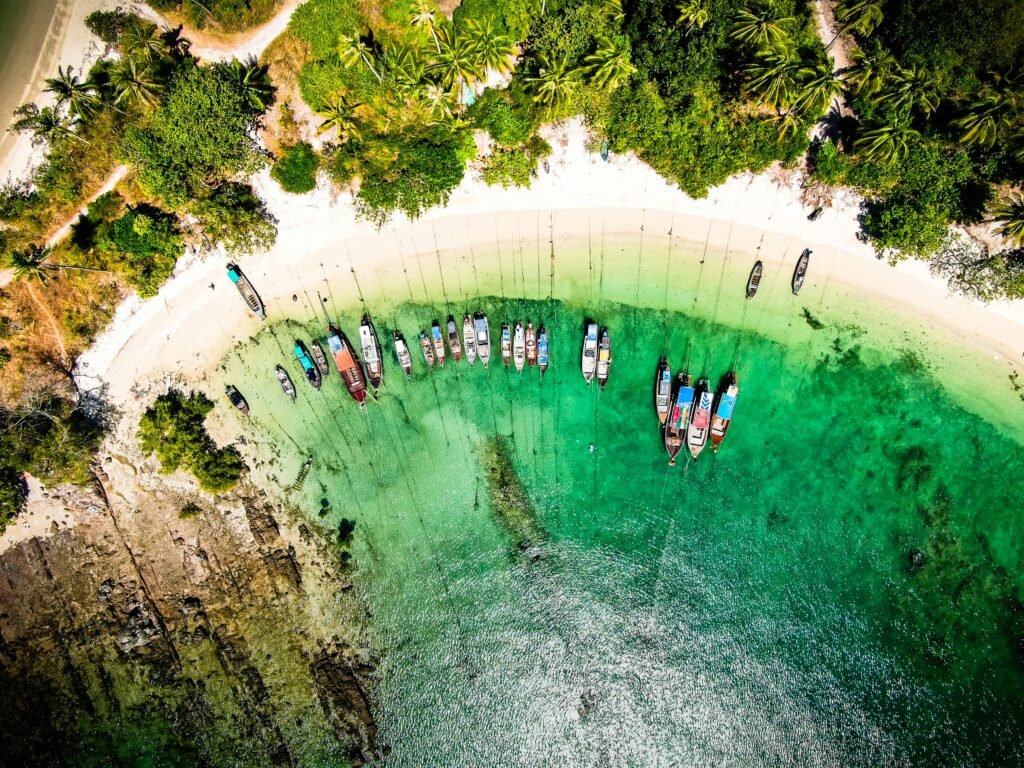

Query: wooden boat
226;262;265;320
430;321;446;367
311;341;331;378
792;248;811;295
746;260;763;299
294;341;322;390
419;330;435;367
359;314;383;390
275;365;297;400
581;322;598;384
225;385;249;414
710;372;739;453
525;322;537;367
537;326;549;376
393;330;413;377
326;324;367;407
686;378;714;461
446;316;463;362
664;372;694;466
463;314;477;366
512;322;526;373
500;322;512;368
596;327;611;389
654;357;672;424
474;312;491;368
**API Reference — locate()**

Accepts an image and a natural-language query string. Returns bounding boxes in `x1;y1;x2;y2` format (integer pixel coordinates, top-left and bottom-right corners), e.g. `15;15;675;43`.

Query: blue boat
537;325;549;376
294;341;321;389
664;372;695;466
654;357;672;425
710;372;739;453
226;262;265;320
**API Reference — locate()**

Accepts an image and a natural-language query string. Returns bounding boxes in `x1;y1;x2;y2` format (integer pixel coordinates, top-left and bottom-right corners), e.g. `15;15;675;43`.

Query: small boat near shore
276;365;296;400
596;327;611;389
746;261;763;299
394;330;413;377
475;312;491;367
710;372;739;453
654;357;672;424
419;330;435;367
311;341;330;378
359;314;383;390
687;378;713;461
447;316;463;362
327;324;367;407
225;385;249;414
792;249;811;295
538;326;549;375
226;263;265;320
664;372;694;465
463;314;477;366
431;321;446;367
582;322;598;384
500;323;512;368
513;322;526;373
526;322;537;367
294;341;322;390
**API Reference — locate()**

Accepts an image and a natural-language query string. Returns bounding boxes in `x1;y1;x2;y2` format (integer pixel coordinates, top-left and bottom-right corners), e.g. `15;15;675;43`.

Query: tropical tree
794;58;842;115
43;66;99;119
769;110;804;141
876;65;941;115
338;33;382;83
743;44;801;111
465;18;517;77
9;245;107;282
584;35;637;91
409;0;442;54
9;103;81;145
315;96;361;141
836;0;883;37
854;118;919;163
421;83;457;120
953;86;1017;146
990;193;1024;248
525;54;579;110
602;0;625;24
840;42;896;97
731;3;795;47
383;43;427;92
432;25;483;96
222;56;274;111
159;25;191;60
676;0;710;34
110;58;163;108
121;21;165;61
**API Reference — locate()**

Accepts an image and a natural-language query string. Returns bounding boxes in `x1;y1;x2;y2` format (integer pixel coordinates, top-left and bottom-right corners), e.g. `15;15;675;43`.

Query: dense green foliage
87;204;184;297
147;0;280;32
271;143;320;193
191;183;278;254
480;135;552;188
138;390;244;493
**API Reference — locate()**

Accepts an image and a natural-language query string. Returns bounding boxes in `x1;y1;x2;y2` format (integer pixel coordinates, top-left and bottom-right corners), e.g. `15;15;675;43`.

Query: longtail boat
664;372;694;466
686;378;713;461
226;263;265;320
500;323;512;368
512;322;526;373
475;312;491;367
537;326;549;376
654;357;672;424
746;261;763;299
393;330;413;377
431;321;446;367
446;316;463;362
225;385;249;415
463;314;477;366
358;314;383;390
311;341;330;378
710;372;739;453
276;365;297;400
596;327;611;389
792;249;811;295
419;330;435;367
326;324;367;406
294;341;321;390
581;322;598;384
525;322;537;367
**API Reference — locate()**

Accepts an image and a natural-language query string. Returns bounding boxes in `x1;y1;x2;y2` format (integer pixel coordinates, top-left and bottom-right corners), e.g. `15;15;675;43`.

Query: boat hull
581;322;598;383
474;313;490;367
463;315;477;366
710;375;739;452
327;326;368;406
686;381;713;460
654;358;671;424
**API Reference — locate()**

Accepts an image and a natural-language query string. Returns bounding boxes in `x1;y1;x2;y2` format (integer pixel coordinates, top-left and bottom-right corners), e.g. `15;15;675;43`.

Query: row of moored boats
654;359;738;464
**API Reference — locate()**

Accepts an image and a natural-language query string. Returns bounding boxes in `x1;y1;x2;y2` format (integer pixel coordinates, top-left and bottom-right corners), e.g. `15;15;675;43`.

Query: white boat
654;357;671;424
431;321;446;367
463;314;477;366
358;314;383;390
512;322;526;373
686;378;714;461
581;322;598;384
393;330;412;377
474;312;491;367
419;330;435;367
446;316;463;362
525;322;537;366
596;327;611;389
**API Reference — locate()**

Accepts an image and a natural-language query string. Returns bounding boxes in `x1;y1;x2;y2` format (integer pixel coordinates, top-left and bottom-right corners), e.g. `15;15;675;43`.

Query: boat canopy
716;394;737;419
227;266;241;283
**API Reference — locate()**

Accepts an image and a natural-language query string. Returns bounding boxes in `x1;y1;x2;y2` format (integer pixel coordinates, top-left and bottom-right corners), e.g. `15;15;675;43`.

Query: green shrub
290;0;362;59
271;143;320;193
94;207;183;298
179;501;202;519
472;89;537;146
191;183;278;254
480;135;552;188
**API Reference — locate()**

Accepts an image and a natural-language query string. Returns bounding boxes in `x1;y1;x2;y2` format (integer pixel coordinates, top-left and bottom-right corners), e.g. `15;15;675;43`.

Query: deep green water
218;278;1024;766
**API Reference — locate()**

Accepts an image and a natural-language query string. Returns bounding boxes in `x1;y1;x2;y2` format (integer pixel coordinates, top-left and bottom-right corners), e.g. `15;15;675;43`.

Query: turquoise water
219;267;1024;766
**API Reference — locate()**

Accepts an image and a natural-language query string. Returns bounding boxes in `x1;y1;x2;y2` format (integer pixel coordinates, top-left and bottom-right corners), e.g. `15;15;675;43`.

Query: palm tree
160;25;191;60
465;18;517;77
409;0;442;54
110;58;163;108
315;96;361;141
854;118;919;163
9;103;81;146
990;193;1024;248
876;65;941;115
840;42;896;97
338;33;382;83
383;43;426;92
44;66;99;119
731;3;795;47
121;22;165;62
836;0;883;37
794;58;842;115
421;83;456;120
223;56;274;111
676;0;710;34
10;245;109;282
770;110;804;141
525;54;579;110
602;0;625;24
584;35;637;91
743;44;801;111
432;25;483;96
954;86;1016;146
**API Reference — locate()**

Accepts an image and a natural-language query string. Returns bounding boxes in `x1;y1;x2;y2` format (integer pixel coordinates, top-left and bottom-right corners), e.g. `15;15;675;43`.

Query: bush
480;135;552;188
289;0;362;59
191;183;278;254
94;207;183;297
471;89;537;147
271;143;320;193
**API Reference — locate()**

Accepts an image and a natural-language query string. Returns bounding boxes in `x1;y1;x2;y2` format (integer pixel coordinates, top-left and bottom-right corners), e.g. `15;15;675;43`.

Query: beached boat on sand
664;372;694;465
513;322;526;373
276;365;296;400
500;323;512;368
311;341;330;378
526;322;537;367
475;312;491;367
447;316;463;362
710;372;739;453
463;314;477;366
687;378;714;460
746;261;763;299
225;385;249;415
359;314;383;390
431;321;446;367
792;249;811;295
326;324;367;407
654;357;672;424
294;341;322;390
538;325;549;375
596;327;611;389
582;322;598;383
393;331;413;377
226;263;265;320
419;330;435;367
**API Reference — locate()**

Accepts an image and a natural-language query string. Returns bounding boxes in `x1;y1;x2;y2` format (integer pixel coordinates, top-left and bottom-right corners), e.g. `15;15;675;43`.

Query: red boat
326;324;367;406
